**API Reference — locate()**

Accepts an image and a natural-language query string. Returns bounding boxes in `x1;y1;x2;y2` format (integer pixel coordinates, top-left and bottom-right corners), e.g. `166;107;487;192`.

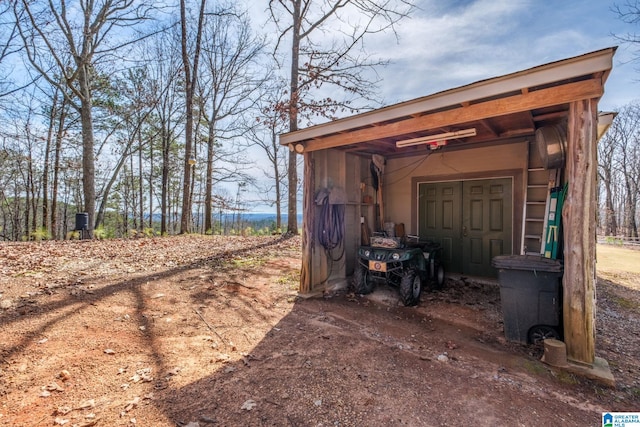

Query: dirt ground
0;235;638;427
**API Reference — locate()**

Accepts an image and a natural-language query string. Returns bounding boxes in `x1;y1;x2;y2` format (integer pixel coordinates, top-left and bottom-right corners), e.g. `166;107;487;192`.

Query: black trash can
491;255;563;344
75;212;89;239
75;212;89;231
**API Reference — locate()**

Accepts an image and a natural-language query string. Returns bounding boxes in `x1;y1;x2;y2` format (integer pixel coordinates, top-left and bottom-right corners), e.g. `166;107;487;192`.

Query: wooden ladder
522;142;560;255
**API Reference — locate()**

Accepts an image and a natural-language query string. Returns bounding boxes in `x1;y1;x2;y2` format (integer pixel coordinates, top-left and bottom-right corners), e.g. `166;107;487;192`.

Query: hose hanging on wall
315;188;346;262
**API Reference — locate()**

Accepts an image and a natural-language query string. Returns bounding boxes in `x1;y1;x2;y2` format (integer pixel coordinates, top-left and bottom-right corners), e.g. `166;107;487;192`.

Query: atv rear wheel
399;269;422;306
353;265;375;294
433;264;445;290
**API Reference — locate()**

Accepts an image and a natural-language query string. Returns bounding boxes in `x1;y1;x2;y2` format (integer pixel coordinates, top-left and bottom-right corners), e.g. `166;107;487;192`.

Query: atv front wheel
399;269;422;306
352;266;375;294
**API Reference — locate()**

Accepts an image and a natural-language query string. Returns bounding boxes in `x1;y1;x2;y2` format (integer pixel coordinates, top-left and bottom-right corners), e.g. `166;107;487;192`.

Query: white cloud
366;0;532;102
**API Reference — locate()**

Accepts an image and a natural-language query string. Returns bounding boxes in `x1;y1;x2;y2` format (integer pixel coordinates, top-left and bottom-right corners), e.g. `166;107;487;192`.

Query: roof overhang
597;111;617;141
280;47;617;158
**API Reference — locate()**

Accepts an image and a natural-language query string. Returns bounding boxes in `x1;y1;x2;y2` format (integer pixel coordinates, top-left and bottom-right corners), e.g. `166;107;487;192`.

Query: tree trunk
42;93;58;235
625;190;638;239
24;161;30;240
161;123;169;235
204;121;214;234
28;155;38;235
51;97;67;240
286;0;302;235
79;70;96;238
148;136;154;230
138;130;144;232
275;128;282;232
179;87;194;233
179;0;206;234
603;172;617;235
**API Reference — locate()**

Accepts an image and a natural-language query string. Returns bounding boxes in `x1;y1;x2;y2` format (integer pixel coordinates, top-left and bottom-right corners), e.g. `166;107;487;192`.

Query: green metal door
419;178;512;277
462;179;512;277
418;182;462;273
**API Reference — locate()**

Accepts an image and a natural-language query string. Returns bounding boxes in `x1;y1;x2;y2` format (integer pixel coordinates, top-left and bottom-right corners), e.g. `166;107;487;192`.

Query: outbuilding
280;47;616;379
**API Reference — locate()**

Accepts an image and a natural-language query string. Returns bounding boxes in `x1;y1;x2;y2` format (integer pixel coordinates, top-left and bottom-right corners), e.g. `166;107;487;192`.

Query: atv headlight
364;250;370;257
391;252;400;260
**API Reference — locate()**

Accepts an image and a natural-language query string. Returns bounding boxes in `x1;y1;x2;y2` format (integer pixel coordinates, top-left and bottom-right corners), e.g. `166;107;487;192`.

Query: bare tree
598;123;619;236
616;104;640;239
14;0;154;237
135;26;185;235
613;1;640;50
268;0;414;235
179;0;207;234
0;2;24;99
598;101;640;240
198;4;269;233
248;82;290;231
94;67;159;231
0;141;25;240
37;80;76;239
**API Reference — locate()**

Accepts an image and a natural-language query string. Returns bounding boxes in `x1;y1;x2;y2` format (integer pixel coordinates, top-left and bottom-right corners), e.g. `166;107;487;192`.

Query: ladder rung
526;218;544;222
524;235;541;240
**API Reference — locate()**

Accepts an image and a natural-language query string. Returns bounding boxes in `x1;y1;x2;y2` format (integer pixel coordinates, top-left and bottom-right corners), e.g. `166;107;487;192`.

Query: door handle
462;226;468;237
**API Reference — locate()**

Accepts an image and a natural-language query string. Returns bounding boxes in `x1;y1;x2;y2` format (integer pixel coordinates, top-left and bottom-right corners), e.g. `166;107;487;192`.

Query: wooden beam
533;111;568;122
303;78;603;152
479;119;499;137
562;98;598;365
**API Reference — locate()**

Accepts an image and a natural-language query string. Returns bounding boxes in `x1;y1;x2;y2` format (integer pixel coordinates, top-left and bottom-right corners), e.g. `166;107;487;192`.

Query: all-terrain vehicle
352;235;445;306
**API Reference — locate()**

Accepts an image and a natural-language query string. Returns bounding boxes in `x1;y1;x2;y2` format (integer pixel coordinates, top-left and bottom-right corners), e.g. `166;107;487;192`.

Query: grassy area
597;244;640;290
597;244;640;274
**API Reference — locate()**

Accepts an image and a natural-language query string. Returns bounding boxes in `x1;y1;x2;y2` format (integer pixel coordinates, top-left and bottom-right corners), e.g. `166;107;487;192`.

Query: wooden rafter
479;119;499;137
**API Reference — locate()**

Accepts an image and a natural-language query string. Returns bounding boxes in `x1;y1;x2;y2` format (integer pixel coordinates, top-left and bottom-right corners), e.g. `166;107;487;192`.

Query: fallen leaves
123;396;140;412
129;368;153;383
41;381;64;395
241;399;257;410
0;235;308;425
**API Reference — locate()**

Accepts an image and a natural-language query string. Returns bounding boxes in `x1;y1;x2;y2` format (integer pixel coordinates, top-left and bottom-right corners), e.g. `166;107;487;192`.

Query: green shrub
67;230;80;240
94;227;108;240
30;227;51;241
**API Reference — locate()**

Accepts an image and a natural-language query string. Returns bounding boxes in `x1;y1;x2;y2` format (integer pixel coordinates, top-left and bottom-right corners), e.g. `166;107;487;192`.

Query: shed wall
384;141;529;235
309;150;373;290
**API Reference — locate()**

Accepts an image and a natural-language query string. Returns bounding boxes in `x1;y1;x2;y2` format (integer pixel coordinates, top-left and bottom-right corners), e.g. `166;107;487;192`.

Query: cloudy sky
245;0;638;212
256;0;638;112
373;1;629;109
372;0;636;111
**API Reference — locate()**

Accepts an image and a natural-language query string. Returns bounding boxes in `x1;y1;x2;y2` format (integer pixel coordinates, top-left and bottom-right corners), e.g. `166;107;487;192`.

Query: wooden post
300;152;315;293
562;99;598;365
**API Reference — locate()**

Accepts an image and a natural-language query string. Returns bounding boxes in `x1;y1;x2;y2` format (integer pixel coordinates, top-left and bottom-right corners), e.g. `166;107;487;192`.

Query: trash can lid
491;255;563;273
